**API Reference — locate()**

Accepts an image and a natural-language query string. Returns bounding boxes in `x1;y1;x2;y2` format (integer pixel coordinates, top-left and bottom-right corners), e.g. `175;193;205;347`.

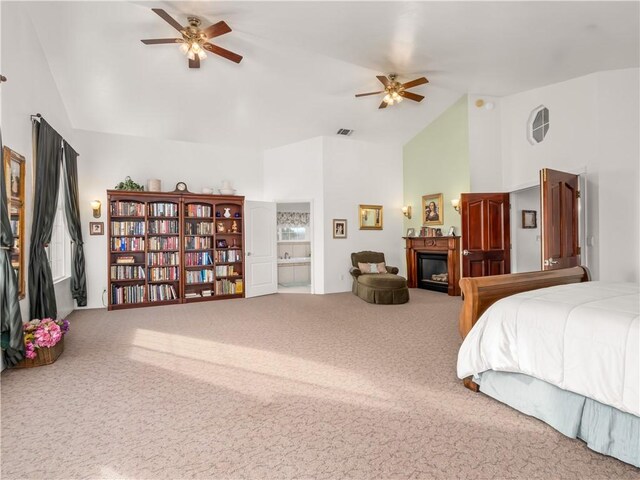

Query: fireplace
404;236;461;296
417;252;449;293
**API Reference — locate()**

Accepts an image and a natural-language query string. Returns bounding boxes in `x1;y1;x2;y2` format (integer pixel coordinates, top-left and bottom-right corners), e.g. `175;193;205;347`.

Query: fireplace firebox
417;252;449;293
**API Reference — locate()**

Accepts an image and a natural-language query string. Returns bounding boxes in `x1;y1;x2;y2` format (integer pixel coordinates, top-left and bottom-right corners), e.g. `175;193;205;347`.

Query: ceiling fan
355;74;429;109
141;8;243;68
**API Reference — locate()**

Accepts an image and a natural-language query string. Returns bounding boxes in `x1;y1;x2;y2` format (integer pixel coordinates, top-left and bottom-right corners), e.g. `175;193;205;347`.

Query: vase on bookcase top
223;208;231;218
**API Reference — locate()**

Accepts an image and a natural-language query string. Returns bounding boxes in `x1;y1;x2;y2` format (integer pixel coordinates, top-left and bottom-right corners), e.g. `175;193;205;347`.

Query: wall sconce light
402;205;412;219
451;198;461;214
475;99;495;110
91;200;102;218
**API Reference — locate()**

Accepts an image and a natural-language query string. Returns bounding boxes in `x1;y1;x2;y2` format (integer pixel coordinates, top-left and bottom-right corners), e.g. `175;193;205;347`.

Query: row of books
186;269;214;284
148;220;179;234
184;252;213;266
149;203;178;217
148;266;180;281
148;284;178;302
215;279;243;295
215;265;239;276
147;252;180;266
148;236;179;250
111;201;144;217
186;204;212;217
185;237;211;250
112;237;145;252
184;221;214;235
110;265;145;280
216;250;242;262
111;221;145;236
111;284;145;304
185;288;213;299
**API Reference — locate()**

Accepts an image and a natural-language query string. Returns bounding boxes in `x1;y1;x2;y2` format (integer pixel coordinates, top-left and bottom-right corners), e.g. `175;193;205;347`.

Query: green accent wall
403;95;470;235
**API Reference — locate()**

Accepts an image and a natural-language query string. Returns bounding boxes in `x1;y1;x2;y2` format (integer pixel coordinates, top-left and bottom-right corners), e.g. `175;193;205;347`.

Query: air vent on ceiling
336;129;354;136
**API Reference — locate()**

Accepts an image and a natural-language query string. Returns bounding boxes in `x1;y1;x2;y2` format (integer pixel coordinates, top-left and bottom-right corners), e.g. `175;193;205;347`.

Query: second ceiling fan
141;8;243;69
356;74;429;109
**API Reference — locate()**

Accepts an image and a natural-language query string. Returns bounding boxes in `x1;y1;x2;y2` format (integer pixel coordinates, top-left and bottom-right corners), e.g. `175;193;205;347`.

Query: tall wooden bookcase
107;190;245;311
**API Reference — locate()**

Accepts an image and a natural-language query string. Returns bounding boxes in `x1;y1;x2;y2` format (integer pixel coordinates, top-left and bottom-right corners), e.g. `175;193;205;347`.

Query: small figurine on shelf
217;222;226;233
231;221;238;233
223;208;232;218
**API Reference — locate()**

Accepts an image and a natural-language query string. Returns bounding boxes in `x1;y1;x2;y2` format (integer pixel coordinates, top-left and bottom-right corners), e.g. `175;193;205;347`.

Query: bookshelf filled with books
107;191;244;310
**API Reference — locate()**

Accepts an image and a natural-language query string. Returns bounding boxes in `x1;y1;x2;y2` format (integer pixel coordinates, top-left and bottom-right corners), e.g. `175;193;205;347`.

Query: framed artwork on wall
3;146;26;299
333;219;347;238
359;204;383;230
422;193;444;226
522;210;537;228
89;222;104;235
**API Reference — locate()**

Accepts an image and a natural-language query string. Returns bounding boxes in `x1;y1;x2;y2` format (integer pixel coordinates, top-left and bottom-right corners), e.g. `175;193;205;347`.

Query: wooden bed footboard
459;266;591;340
458;266;590;392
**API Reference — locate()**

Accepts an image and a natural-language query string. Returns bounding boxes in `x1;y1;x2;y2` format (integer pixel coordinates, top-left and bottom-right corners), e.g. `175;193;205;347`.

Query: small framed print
216;239;228;248
90;222;104;235
522;210;537;229
406;228;416;237
333;219;347;239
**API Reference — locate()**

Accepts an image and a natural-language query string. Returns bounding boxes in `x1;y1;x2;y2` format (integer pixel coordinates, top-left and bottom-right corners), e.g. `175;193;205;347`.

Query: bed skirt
477;370;640;468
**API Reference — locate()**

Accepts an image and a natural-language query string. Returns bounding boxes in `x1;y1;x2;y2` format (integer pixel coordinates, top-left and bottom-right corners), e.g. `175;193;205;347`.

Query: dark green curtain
0;130;25;366
62;141;87;306
28;119;62;320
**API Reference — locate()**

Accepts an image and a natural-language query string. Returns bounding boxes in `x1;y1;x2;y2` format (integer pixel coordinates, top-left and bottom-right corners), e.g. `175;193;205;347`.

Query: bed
456;267;639;467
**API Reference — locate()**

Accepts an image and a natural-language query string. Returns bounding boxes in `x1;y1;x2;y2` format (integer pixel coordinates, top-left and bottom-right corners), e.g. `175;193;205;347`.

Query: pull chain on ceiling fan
355;74;429;109
141;8;243;69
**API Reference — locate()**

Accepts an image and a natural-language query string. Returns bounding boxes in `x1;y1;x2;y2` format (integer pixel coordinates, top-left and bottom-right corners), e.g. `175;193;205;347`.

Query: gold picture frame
422;193;444;226
359;204;383;230
3;146;26;299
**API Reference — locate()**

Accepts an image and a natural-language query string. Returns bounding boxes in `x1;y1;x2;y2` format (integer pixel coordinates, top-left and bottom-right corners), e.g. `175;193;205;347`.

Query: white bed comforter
457;281;640;416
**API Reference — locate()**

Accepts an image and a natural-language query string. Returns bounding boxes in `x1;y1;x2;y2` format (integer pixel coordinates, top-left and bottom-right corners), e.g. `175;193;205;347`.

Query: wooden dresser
404;236;461;296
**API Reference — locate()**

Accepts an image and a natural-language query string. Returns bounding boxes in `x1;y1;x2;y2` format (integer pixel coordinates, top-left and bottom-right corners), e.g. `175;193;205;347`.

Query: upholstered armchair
350;251;409;304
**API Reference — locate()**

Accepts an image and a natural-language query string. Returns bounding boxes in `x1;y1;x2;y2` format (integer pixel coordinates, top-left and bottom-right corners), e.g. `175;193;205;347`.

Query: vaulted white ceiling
22;1;640;149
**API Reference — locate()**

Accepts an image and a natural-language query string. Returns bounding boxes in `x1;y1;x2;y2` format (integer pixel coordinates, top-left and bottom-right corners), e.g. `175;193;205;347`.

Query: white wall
323;137;403;293
1;2;75;321
510;186;541;273
74;129;263;308
468;94;503;192
498;68;639;281
264;137;325;293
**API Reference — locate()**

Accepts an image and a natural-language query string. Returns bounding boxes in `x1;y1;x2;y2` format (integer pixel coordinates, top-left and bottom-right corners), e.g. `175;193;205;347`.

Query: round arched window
528;106;549;144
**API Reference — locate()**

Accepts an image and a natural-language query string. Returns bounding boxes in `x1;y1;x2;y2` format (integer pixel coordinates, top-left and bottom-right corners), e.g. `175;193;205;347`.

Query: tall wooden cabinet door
461;193;511;278
540;168;580;270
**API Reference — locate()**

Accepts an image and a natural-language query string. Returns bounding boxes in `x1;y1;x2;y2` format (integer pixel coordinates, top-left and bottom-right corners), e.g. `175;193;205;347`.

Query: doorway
276;202;312;294
510;185;542;273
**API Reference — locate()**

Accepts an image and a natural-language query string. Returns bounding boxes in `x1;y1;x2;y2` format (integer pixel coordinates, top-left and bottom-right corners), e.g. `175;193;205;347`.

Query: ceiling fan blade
402;77;429;89
152;8;184;32
355;91;384;98
376;75;390;87
141;38;182;45
400;91;425;102
203;43;243;63
378;100;388;109
189;56;200;69
203;21;232;39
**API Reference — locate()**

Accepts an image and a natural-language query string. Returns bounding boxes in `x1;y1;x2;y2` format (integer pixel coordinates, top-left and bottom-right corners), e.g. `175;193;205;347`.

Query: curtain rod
30;113;79;156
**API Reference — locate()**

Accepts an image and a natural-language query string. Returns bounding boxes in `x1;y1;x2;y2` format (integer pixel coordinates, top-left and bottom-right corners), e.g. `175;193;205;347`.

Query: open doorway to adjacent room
510;185;542;273
276;202;312;294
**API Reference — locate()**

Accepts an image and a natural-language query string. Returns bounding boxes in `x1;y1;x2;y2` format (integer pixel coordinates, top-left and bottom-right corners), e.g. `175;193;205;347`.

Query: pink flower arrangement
23;318;70;360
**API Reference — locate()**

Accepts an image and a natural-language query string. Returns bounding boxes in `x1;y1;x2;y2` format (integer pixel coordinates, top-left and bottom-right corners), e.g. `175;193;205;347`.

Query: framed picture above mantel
422;193;443;226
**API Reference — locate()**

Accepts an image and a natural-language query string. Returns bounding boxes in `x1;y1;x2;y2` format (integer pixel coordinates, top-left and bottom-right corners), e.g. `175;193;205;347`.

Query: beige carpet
1;290;638;479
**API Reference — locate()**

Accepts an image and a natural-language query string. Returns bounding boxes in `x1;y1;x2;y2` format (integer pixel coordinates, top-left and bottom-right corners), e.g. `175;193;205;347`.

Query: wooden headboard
458;266;591;339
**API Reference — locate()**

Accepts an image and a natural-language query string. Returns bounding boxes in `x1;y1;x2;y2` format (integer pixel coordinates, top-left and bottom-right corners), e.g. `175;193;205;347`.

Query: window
46;185;70;283
528;105;549;144
278;226;308;241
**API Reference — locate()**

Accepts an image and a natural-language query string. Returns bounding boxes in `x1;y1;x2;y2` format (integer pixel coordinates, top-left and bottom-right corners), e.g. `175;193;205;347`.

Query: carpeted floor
2;290;638;479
